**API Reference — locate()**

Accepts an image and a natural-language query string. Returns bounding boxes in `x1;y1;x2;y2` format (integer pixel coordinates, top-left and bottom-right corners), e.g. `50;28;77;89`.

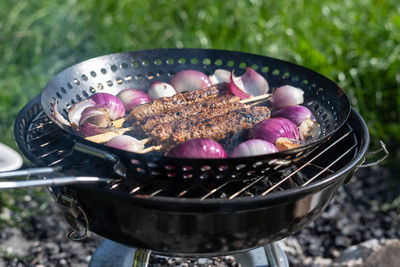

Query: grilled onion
231;139;278;157
251;118;300;144
229;67;269;99
117;89;151;112
271;105;315;126
167;138;227;159
170;70;212;93
91;93;126;120
270;85;304;108
147;82;176;99
105;135;145;153
78;107;113;137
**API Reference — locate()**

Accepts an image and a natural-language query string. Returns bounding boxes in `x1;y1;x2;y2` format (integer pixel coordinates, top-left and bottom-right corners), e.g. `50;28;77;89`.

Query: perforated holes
61;87;67;94
147;162;157;168
154;59;162;65
218;165;229;172
142;60;150;66
89;71;96;77
183;173;193;179
178;58;186;64
107;80;113;87
81;74;88;81
301;80;308;86
111;65;118;72
313;104;320;111
261;167;270;174
146;73;154;80
306;100;314;106
182;166;193;171
272;69;280;76
167;172;177;178
252;161;263;168
201;165;211;171
239;62;247;69
200;174;209;179
235;164;246;170
227;60;235;67
98;83;104;90
82;91;89;98
125;75;133;82
168;72;174;77
136;168;146;174
250;64;258;70
76;95;82;101
121;62;129;69
73;78;80;85
216;174;224;179
101;68;107;74
131;159;140;165
191;58;199;64
282;72;290;79
151;171;161;176
215;59;223;66
203;58;211;65
90;87;96;93
67;82;73;89
322;113;328;120
135;74;144;81
65;103;71;110
247;170;256;176
56;92;62;99
70;99;75;105
310;83;317;89
116;78;123;84
132;61;139;68
292;75;299;82
261;66;269;73
165;165;175;170
166;58;174;65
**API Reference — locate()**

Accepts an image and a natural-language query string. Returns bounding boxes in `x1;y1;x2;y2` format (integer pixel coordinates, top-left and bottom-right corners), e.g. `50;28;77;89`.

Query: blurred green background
0;0;399;223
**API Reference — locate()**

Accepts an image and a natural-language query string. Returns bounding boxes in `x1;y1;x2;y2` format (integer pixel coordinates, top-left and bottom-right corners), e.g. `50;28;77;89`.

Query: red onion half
271;105;315;126
170;70;212;93
91;93;126;120
117;89;151;112
251;118;300;144
68;98;96;128
229;67;269;99
167;138;227;159
231;139;278;157
147;82;176;99
270;85;304;108
78;107;113;137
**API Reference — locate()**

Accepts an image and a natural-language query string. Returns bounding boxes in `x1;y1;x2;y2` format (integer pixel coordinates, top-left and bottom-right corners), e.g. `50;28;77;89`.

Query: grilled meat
152;106;270;150
133;94;242;133
127;83;230;122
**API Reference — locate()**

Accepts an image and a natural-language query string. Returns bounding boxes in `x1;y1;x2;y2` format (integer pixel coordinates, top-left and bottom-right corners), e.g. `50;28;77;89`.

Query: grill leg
132;249;151;267
264;242;289;267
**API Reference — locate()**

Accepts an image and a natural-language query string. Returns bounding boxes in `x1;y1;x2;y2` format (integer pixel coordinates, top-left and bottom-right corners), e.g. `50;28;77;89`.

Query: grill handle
73;142;127;177
360;140;388;168
0;176;113;189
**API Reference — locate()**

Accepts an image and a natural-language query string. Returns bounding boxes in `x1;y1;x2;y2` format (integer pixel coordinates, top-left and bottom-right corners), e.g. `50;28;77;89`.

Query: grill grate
22;106;357;200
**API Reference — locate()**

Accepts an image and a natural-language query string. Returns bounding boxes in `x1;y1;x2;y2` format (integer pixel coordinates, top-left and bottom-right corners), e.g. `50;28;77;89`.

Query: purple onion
147;82;176;99
170;70;212;93
231;139;278;157
78;107;112;137
105;135;145;153
271;105;315;126
251;118;300;144
117;89;152;112
91;93;126;120
209;69;231;85
68;98;96;127
270;85;304;108
167;138;227;159
229;67;270;99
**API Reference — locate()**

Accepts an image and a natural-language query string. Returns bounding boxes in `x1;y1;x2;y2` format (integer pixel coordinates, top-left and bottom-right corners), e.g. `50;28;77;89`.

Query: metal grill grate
21;107;357;200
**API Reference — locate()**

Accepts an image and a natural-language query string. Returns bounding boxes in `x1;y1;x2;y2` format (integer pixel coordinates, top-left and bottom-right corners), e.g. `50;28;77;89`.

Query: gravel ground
0;165;398;266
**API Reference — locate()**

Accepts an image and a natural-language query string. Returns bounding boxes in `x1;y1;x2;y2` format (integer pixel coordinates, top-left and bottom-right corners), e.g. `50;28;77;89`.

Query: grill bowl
40;49;350;181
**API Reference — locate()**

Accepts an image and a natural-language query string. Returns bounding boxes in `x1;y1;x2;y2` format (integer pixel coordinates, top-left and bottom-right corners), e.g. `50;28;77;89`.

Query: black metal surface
14;94;369;256
40;48;351;181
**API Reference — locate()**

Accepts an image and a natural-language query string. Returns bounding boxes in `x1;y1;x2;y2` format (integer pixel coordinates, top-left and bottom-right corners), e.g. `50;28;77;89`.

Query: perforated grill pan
41;48;350;181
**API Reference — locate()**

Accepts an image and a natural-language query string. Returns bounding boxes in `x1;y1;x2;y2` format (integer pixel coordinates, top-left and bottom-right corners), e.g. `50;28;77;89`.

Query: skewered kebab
150;106;270;152
127;82;231;122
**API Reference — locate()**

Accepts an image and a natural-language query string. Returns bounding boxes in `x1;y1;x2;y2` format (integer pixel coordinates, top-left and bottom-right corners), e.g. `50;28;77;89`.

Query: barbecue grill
2;49;388;266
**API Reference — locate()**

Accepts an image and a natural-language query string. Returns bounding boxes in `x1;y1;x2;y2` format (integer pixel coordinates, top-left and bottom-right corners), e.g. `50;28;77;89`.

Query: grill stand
89;239;289;267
